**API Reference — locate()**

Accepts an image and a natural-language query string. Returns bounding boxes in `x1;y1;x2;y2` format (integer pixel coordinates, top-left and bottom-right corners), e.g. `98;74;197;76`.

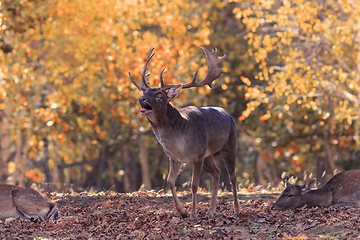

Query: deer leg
203;156;220;217
167;159;188;218
223;158;240;215
190;160;204;218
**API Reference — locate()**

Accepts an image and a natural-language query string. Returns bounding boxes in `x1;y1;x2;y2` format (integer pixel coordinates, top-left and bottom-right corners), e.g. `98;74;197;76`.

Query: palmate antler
160;47;226;90
128;48;155;91
129;47;226;91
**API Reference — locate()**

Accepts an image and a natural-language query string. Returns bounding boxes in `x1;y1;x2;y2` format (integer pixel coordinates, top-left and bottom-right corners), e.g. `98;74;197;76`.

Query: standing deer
271;169;360;210
0;184;58;221
128;47;240;218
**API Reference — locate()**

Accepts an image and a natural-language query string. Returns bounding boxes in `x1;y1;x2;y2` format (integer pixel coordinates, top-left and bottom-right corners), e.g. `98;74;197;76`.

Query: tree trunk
254;150;273;186
95;146;108;190
123;145;139;192
50;136;60;184
0;102;11;183
139;137;151;190
12;101;22;185
41;138;52;182
123;145;131;192
108;157;116;189
59;159;65;191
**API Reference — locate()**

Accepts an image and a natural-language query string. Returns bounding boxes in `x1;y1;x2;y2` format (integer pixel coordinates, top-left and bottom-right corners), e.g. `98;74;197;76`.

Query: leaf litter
1;189;360;239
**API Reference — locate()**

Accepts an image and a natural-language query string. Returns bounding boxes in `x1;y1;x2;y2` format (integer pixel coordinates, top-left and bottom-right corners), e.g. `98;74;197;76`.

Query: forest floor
1;187;360;239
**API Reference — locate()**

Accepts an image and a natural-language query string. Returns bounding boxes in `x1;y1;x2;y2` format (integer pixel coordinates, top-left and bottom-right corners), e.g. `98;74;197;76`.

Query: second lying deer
0;184;58;221
271;169;360;210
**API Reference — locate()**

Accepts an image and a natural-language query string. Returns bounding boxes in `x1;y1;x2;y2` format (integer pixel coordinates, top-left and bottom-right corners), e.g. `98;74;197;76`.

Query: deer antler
160;47;226;90
128;48;155;91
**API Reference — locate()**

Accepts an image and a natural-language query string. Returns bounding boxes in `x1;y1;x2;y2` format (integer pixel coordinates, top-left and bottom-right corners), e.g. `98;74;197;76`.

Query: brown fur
129;48;240;218
0;184;58;221
271;170;360;210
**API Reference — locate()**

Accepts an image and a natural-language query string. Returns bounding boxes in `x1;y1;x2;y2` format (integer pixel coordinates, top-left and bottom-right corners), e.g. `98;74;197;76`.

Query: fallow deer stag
271;169;360;210
0;184;58;221
128;47;240;218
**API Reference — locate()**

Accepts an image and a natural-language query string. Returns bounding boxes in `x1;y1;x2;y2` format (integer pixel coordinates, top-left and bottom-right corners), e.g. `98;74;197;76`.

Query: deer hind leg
222;152;240;215
203;156;220;217
190;159;204;218
167;159;188;218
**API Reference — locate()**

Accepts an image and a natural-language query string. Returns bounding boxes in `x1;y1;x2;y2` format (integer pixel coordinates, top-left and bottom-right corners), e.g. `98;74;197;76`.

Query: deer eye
156;94;163;102
287;194;294;198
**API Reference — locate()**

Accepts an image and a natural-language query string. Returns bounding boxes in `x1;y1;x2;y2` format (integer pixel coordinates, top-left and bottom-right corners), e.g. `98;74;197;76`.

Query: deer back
327;170;360;206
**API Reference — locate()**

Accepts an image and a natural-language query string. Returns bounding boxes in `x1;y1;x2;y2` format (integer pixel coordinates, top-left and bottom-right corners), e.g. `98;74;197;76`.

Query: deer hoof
205;214;214;219
206;211;214;219
181;211;189;218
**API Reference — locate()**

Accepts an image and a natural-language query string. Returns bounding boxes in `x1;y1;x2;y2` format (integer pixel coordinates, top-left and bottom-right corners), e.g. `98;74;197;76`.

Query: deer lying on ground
0;184;58;221
128;47;240;218
271;169;360;210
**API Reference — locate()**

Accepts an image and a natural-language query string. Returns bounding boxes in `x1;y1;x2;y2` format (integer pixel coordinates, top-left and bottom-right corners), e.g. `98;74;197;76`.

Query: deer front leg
191;160;204;218
167;159;188;218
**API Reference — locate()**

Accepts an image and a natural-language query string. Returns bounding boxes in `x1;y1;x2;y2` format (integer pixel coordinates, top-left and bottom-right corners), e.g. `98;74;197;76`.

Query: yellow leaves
245;87;266;100
8;161;15;174
347;116;352;125
255;48;267;62
233;8;242;19
339;72;347;82
241;76;251;86
221;84;228;90
241;8;253;18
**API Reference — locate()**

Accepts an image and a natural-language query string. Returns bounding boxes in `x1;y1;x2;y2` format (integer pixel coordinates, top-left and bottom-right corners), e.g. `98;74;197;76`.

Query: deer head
128;47;226;122
271;179;318;210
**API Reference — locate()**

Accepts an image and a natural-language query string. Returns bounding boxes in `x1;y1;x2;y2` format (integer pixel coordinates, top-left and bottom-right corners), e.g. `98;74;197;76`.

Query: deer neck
301;186;333;208
148;103;183;128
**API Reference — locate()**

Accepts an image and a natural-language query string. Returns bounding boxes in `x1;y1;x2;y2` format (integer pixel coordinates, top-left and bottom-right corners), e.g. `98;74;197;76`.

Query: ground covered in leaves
2;188;360;239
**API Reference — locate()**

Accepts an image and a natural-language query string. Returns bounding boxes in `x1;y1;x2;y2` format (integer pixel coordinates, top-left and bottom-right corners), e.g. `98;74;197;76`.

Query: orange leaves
58;132;66;144
63;156;73;164
109;93;117;100
259;113;271;121
28;135;37;146
25;168;44;183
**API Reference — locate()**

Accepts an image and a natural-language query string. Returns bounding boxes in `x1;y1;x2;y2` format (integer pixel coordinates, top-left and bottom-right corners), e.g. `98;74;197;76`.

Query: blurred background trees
0;0;359;192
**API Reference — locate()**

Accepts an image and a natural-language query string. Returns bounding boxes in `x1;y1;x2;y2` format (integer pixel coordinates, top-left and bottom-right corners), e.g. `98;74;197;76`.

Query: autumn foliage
0;0;359;191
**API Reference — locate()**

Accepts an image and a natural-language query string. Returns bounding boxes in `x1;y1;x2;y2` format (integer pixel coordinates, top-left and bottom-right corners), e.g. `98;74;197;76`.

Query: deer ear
167;84;183;100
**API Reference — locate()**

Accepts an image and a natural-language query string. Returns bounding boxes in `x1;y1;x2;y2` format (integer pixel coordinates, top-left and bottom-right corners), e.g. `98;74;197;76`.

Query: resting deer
0;184;58;221
128;47;240;218
271;169;360;210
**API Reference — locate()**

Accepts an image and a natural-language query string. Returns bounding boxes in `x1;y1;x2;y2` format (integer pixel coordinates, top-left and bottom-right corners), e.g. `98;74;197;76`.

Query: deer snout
139;97;153;115
270;203;279;210
139;96;146;104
